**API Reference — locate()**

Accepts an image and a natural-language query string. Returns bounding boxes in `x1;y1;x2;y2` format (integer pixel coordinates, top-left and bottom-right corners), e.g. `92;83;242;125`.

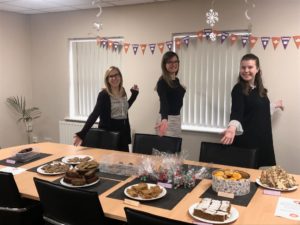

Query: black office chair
124;207;193;225
0;171;43;225
82;128;120;150
34;177;123;225
132;133;182;155
199;142;258;169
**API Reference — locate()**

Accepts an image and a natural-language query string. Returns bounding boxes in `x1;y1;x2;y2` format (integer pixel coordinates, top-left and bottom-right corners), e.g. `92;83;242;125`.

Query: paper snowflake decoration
210;32;217;41
206;9;219;27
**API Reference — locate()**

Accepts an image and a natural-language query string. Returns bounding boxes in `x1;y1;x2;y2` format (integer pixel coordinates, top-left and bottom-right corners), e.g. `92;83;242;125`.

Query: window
175;31;249;133
69;37;123;120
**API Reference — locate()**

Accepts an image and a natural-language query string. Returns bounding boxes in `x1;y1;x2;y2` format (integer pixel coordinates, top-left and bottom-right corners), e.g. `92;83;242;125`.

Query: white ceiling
0;0;171;14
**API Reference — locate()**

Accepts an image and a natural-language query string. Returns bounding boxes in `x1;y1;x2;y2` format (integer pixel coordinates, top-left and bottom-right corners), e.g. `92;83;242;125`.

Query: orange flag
108;40;113;49
230;34;237;45
140;44;147;55
197;31;203;41
158;42;165;53
124;43;130;54
175;38;181;49
293;35;300;49
96;36;101;46
271;37;280;50
249;36;258;49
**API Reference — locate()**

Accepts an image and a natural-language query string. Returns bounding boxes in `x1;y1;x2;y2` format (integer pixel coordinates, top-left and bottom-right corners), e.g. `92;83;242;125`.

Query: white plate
61;155;93;165
124;183;167;201
256;178;298;192
60;177;100;188
188;203;239;224
37;162;70;175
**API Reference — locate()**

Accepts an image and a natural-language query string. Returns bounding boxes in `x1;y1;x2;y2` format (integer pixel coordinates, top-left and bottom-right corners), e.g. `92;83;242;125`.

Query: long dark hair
238;53;268;97
159;51;179;88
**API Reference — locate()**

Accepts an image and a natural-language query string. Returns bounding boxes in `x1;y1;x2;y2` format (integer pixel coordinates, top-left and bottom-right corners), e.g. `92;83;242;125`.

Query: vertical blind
69;39;122;119
176;33;249;133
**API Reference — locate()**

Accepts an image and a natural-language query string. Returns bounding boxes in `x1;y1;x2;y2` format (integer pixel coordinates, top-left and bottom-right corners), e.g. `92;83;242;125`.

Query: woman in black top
156;51;186;137
73;66;139;151
221;54;283;167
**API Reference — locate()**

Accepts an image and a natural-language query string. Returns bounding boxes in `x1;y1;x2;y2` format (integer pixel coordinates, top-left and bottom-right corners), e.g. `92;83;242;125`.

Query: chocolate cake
193;198;231;222
63;167;99;186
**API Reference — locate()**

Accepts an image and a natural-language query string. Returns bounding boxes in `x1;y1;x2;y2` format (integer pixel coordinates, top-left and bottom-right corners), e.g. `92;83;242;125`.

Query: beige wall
0;11;32;146
1;0;299;173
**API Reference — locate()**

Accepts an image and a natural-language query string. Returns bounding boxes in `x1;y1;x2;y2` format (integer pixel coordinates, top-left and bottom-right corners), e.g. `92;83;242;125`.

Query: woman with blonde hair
74;66;139;151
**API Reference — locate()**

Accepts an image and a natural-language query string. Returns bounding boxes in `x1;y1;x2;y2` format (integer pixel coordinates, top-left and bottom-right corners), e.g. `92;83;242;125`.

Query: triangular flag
101;39;108;48
230;34;237;45
175;38;181;49
140;44;147;55
249;36;258;48
241;35;249;48
196;31;203;41
108;40;113;49
166;41;173;51
281;36;291;49
221;32;229;44
124;43;130;54
158;42;165;53
149;44;156;54
113;41;119;51
132;44;139;55
204;28;212;40
261;37;270;50
271;37;280;50
293;35;300;49
182;36;190;47
96;36;101;46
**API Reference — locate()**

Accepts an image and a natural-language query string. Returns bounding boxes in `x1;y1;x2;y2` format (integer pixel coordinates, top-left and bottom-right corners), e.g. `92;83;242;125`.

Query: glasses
166;60;179;64
108;73;120;79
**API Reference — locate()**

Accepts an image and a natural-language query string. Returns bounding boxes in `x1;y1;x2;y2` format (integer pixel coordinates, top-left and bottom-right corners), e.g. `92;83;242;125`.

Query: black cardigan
76;89;138;141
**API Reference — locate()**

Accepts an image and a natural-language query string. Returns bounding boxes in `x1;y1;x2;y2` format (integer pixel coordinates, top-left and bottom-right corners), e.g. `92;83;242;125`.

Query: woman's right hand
155;119;168;137
220;126;236;145
73;135;83;146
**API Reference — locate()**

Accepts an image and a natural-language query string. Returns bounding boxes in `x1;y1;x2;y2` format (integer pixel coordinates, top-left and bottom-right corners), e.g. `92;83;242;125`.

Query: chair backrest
199;142;258;169
0;172;43;225
124;207;193;225
132;133;182;155
34;177;108;225
82;128;120;150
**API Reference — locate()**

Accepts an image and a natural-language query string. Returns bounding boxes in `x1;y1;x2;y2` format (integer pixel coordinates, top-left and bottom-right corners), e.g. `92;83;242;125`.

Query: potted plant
6;96;41;143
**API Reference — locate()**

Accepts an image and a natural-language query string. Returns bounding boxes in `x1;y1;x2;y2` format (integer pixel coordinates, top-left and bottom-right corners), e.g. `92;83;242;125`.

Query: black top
76;89;138;146
157;77;186;120
230;83;275;167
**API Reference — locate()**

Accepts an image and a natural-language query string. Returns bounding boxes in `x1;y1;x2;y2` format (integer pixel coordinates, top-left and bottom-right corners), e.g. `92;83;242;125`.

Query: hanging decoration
206;9;219;27
96;29;300;55
244;0;255;21
92;0;103;32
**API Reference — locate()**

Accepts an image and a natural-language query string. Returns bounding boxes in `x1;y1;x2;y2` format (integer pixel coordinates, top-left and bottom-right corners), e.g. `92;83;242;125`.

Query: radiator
59;120;97;144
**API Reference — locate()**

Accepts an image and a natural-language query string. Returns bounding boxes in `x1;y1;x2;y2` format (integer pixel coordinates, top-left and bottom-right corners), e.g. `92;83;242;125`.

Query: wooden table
0;142;299;224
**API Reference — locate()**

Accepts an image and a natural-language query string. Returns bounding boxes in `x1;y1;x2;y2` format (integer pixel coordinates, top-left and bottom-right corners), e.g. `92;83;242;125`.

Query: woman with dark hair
155;51;186;137
73;66;139;151
221;53;283;167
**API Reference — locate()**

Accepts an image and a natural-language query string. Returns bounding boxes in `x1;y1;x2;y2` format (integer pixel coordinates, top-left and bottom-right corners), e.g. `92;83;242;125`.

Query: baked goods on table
260;166;298;190
126;183;163;199
212;169;251;196
40;162;69;174
63;160;99;186
193;198;231;222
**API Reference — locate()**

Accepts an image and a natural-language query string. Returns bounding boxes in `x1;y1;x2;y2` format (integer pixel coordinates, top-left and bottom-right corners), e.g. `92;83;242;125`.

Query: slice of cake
193;198;231;222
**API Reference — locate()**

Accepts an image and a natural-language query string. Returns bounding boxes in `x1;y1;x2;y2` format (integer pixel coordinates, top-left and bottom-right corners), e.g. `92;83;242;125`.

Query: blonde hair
104;66;125;97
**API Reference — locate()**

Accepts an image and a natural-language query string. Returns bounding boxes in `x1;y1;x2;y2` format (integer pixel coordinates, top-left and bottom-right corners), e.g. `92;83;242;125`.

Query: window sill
181;125;224;134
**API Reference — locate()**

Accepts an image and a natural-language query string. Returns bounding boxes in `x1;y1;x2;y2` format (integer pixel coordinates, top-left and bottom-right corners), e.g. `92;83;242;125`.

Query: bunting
271;37;280;50
95;28;300;55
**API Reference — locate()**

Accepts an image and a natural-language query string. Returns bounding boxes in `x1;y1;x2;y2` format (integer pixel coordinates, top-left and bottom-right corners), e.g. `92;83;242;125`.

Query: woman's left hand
131;84;139;92
275;100;284;111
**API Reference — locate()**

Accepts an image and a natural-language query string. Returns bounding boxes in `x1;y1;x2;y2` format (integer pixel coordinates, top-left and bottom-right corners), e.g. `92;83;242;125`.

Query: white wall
1;0;300;173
